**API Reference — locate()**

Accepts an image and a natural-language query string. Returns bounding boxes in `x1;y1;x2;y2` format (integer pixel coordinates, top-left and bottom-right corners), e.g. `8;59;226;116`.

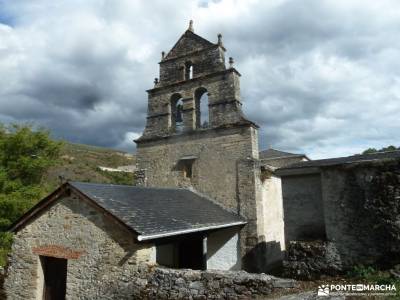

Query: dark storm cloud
0;0;399;157
24;76;102;109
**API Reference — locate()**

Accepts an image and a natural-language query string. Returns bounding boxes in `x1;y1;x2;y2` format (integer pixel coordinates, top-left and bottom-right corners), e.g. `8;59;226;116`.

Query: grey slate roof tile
69;182;245;240
278;150;400;170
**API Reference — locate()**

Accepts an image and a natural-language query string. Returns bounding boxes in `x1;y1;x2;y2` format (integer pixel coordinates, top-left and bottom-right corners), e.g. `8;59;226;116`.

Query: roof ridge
69;181;188;192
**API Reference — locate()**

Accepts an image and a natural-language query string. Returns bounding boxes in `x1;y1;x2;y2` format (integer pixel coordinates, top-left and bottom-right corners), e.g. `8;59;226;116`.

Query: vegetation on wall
362;145;400;154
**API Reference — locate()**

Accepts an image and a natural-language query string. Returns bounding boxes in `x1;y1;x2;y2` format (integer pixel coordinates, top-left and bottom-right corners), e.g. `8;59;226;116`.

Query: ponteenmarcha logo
316;283;396;297
317;285;330;296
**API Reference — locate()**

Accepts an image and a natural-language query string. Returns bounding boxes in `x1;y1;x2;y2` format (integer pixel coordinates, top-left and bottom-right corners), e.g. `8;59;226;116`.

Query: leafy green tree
0;124;62;265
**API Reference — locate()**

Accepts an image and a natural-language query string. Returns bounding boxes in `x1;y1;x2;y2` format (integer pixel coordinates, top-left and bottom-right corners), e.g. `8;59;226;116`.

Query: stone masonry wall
122;265;297;300
136;126;263;272
260;156;307;168
136;126;258;212
321;160;400;268
4;193;154;300
144;69;244;137
281;173;326;242
160;44;225;85
283;240;343;280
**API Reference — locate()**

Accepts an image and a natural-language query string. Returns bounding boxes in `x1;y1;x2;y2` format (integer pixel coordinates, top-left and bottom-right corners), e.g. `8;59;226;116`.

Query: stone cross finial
229;57;234;68
188;20;194;32
217;33;223;46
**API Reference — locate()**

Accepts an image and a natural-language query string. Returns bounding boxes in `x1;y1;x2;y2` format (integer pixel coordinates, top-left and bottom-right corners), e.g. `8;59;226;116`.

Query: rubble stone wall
4;194;155;300
321;160;400;267
128;266;296;300
283;240;343;280
282;159;400;279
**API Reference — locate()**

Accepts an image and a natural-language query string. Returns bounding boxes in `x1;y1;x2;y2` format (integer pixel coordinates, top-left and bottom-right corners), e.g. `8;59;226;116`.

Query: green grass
96;168;135;185
43;141;136;191
347;265;400;298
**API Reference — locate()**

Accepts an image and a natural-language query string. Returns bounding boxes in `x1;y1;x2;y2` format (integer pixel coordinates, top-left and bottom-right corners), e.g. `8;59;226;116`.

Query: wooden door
41;256;67;300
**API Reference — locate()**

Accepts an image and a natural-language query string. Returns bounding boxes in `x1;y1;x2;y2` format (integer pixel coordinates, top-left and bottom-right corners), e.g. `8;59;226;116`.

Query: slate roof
11;182;245;241
278;150;400;170
259;148;307;160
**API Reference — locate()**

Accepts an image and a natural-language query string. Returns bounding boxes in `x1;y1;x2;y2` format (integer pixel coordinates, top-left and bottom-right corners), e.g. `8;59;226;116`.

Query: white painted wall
207;227;241;270
149;245;157;264
261;173;285;269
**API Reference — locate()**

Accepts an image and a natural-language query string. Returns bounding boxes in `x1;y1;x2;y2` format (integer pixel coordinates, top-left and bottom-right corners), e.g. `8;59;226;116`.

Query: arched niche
194;87;209;129
170;93;184;133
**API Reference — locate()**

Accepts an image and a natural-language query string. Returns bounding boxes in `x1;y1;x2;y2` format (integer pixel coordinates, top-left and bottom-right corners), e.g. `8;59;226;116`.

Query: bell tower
138;20;253;139
135;21;265;272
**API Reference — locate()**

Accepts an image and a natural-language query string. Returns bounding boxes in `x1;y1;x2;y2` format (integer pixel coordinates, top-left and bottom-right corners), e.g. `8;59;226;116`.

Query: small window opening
183;160;193;178
185;61;193;80
178;156;196;179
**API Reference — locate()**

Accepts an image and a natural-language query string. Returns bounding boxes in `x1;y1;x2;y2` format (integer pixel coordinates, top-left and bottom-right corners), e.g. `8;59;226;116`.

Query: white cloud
0;0;399;157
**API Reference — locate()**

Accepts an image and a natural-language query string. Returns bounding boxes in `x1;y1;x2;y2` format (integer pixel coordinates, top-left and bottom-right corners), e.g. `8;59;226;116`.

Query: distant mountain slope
43;142;136;189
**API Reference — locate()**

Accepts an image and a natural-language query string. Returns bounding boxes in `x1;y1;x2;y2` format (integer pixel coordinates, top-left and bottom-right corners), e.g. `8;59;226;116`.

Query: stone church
134;20;286;273
4;21;400;299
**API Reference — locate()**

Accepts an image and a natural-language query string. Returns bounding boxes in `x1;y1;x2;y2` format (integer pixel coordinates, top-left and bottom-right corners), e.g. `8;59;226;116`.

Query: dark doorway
41;256;67;300
178;238;204;270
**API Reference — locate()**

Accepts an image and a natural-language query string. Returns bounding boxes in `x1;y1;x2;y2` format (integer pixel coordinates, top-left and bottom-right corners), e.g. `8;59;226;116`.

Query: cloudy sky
0;0;399;159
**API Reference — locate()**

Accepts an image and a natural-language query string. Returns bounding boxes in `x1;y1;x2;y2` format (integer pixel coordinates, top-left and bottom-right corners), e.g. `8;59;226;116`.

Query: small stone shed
5;182;245;299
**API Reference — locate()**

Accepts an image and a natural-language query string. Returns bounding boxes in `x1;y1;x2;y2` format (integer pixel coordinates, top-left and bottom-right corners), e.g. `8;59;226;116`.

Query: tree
362;145;399;155
0;124;62;264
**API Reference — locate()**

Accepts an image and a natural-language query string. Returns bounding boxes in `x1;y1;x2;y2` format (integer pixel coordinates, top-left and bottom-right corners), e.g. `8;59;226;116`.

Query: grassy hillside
43;142;136;191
